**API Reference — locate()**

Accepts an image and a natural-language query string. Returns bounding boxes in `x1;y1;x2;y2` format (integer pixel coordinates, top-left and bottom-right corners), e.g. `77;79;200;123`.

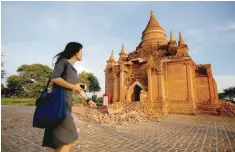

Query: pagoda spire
139;10;168;47
106;49;116;67
178;32;185;45
119;44;127;58
110;50;115;60
151;10;155;17
120;44;126;54
168;31;177;47
170;31;175;41
146;10;161;28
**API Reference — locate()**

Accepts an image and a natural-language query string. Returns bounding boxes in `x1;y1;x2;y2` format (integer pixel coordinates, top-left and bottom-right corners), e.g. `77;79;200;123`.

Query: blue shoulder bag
33;63;68;129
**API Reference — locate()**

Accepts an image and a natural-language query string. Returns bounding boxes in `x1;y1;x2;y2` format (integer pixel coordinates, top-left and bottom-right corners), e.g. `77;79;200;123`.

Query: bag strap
43;62;68;93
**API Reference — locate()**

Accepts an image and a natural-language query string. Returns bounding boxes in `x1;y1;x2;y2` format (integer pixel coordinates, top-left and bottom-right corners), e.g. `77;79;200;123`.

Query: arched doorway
131;85;142;102
126;81;145;103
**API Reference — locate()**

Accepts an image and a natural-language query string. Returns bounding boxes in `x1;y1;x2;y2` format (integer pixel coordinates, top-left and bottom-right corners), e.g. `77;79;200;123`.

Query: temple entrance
126;81;145;103
131;85;142;102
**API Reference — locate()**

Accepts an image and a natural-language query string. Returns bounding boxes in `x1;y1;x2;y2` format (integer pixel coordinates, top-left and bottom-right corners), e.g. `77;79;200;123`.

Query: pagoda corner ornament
104;10;221;115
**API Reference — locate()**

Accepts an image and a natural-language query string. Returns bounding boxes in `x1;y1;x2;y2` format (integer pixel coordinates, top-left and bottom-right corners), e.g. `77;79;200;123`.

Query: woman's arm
52;77;89;103
76;86;97;108
78;89;89;100
51;78;81;93
51;78;94;106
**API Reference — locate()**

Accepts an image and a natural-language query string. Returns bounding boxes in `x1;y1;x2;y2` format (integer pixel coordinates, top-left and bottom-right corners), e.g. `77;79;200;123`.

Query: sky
1;1;235;96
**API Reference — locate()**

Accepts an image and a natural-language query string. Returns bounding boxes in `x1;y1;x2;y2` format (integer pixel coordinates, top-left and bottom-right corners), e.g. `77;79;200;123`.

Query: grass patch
1;97;103;107
1;98;36;106
1;98;84;106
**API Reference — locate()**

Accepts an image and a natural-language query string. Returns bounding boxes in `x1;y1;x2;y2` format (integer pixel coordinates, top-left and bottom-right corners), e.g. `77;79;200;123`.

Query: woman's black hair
53;42;83;64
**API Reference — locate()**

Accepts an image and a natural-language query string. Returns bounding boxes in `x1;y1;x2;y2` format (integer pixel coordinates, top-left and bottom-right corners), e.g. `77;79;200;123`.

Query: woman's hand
88;100;97;108
73;83;82;93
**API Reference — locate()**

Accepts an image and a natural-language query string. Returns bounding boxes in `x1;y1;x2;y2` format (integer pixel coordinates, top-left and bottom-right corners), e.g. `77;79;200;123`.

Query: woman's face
76;49;83;61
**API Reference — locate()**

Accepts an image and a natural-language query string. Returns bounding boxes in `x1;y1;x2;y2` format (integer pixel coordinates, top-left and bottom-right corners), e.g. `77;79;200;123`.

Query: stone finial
119;44;127;59
170;31;175;41
110;50;114;60
121;44;126;54
107;50;116;66
178;32;185;45
151;10;155;16
169;31;177;47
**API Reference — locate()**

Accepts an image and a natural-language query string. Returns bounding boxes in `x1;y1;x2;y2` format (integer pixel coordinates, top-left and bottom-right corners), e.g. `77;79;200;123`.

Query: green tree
78;71;91;88
91;94;98;102
96;97;103;107
7;75;25;97
219;86;235;101
17;64;52;98
78;71;101;95
88;74;101;94
6;64;52;98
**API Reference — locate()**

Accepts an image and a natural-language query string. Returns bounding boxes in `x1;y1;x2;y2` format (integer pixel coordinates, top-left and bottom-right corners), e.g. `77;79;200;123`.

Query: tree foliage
88;74;101;93
4;64;52;98
5;75;25;97
3;66;101;98
78;71;91;88
219;86;235;101
78;71;101;94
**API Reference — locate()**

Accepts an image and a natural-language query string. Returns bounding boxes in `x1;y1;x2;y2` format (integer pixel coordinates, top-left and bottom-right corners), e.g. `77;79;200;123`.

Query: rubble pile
76;102;161;125
217;101;235;117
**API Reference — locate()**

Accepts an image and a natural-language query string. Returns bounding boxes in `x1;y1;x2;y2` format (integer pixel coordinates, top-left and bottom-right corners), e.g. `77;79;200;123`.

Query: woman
42;42;97;152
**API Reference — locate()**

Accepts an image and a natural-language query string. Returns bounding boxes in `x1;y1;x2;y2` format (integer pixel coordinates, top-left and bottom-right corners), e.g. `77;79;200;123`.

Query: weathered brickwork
104;10;221;115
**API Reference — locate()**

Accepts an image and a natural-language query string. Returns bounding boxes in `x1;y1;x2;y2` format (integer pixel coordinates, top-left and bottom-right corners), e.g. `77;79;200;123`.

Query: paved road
1;106;235;152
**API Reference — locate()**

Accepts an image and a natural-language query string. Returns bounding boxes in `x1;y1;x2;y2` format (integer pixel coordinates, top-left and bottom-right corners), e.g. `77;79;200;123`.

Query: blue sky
1;1;235;95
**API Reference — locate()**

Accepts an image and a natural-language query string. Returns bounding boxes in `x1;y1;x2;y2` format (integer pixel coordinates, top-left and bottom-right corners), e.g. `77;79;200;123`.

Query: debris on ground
74;102;161;125
217;101;235;117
